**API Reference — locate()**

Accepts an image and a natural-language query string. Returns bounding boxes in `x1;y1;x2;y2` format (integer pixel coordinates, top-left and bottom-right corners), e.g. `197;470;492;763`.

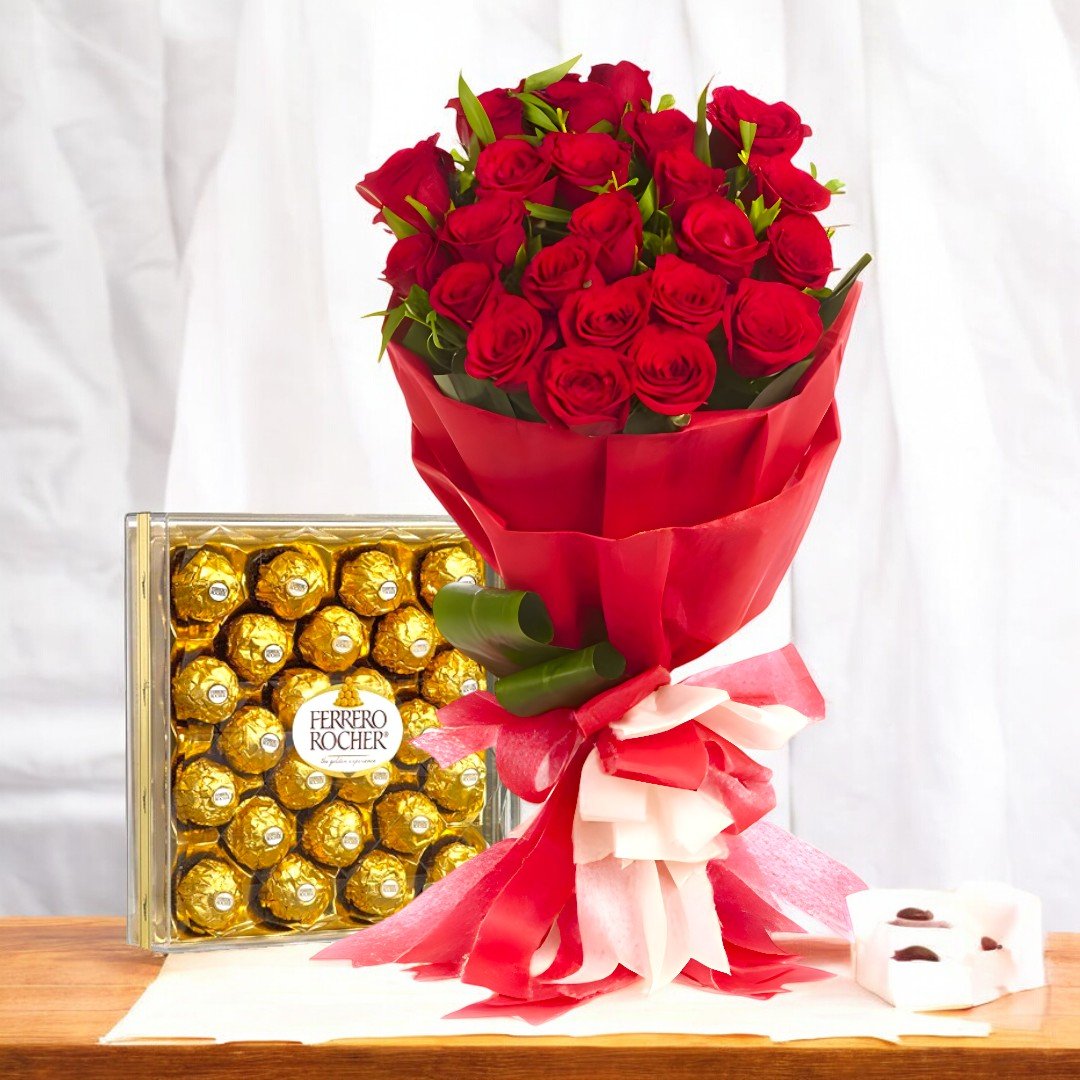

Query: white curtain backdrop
1;0;1077;928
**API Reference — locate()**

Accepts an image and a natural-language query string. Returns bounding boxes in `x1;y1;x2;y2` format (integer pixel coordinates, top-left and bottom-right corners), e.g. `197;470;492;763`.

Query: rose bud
676;194;768;282
476;138;551;198
568;190;642;281
749;155;832;215
707;86;811;166
727;278;823;378
650;254;727;335
464;292;552;390
543;132;631;207
588;61;653;113
447;88;524;146
383;233;454;294
622;108;695;166
629;324;717;415
520;236;602;312
559;274;652;350
440;194;525;269
652;146;728;218
539;74;622;133
357;135;454;232
762;214;833;290
429;262;501;328
531;345;632;435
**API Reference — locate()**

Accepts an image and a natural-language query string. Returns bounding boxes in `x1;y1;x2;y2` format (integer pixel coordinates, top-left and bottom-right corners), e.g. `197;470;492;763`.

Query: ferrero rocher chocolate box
126;514;512;951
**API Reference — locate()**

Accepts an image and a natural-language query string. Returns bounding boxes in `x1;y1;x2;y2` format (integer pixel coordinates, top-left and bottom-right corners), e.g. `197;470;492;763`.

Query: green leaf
522;54;582;93
507;391;543;422
819;252;871;329
587;119;616;135
522;102;560;133
380;206;418;239
809;161;818;179
377;305;410;360
637;177;657;224
748;358;812;409
747;194;782;238
458;72;496;146
403;196;439;231
622;403;688;433
434;354;516;416
657;93;676;111
694;80;712;166
738;119;757;158
825;178;846;194
495;642;627;717
703;333;757;410
524;200;572;223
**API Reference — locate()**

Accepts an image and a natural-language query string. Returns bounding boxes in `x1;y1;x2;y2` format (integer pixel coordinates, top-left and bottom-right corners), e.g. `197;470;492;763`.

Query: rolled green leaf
458;73;496;146
820;253;871;330
494;642;627;717
695;81;711;166
523;54;582;93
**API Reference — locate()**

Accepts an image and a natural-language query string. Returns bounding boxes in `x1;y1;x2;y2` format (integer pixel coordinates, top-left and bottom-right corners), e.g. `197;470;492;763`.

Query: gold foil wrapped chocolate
217;706;286;774
418;545;481;608
171;548;243;623
420;648;483;707
174;757;241;826
371;604;436;674
339;549;406;617
424;753;486;817
175;858;247;932
224;613;292;684
269;749;332;811
341;666;394;702
255;549;328;619
224;796;296;870
375;790;443;855
337;763;396;805
425;839;481;885
396;698;440;765
301;800;372;868
175;722;215;760
345;851;412;917
258;854;332;924
298;605;369;672
271;667;331;726
172;656;240;724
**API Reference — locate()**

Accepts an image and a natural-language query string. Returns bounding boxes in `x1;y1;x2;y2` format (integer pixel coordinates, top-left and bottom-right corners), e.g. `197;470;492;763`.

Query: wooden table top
1;918;1077;1079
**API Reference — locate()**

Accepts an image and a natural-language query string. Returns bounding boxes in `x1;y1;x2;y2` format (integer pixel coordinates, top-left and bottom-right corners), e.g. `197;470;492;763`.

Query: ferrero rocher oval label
290;687;403;776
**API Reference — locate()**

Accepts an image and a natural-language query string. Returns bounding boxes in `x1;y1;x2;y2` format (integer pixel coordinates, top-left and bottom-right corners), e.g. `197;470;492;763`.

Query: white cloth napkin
102;938;990;1044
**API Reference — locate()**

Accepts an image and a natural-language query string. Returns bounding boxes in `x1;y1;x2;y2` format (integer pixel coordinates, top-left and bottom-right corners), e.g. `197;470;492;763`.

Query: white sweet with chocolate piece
847;884;1044;1011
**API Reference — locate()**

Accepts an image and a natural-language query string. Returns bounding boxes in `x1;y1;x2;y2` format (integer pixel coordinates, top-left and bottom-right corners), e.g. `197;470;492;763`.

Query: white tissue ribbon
847;884;1046;1011
548;682;812;990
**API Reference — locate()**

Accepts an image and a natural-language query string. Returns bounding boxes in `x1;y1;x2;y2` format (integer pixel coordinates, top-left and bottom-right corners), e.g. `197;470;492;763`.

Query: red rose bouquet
320;56;870;1014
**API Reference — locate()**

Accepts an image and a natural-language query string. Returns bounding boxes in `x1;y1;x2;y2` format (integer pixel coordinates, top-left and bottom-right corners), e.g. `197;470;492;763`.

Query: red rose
762;214;833;290
629;324;717;415
652;146;728;217
540;75;621;134
559;273;652;350
543;132;631;207
475;138;551;198
750;155;831;215
465;292;551;389
357;135;454;231
440;195;525;268
520;236;602;311
447;88;524;146
532;346;632;435
726;278;823;378
676;194;768;282
383;232;454;294
622;108;695;165
650;254;727;335
567;190;642;280
707;87;810;164
429;261;500;328
588;61;652;113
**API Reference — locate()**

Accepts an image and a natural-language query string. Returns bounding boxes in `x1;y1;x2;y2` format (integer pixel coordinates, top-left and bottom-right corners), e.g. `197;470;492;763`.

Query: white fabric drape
0;0;1076;928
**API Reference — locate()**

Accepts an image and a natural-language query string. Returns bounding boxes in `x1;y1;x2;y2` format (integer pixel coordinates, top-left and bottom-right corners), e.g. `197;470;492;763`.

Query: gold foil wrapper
341;666;395;702
224;795;296;870
174;757;241;826
297;605;369;672
172;656;240;724
396;698;440;765
255;550;328;619
371;604;437;674
175;722;215;760
224;613;292;684
375;790;443;855
301;800;372;868
337;763;396;805
269;750;333;811
425;839;481;885
271;667;331;726
423;753;486;817
418;546;482;608
175;857;248;932
172;548;244;623
339;549;406;617
344;851;412;917
217;706;286;775
258;854;333;924
420;648;483;708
